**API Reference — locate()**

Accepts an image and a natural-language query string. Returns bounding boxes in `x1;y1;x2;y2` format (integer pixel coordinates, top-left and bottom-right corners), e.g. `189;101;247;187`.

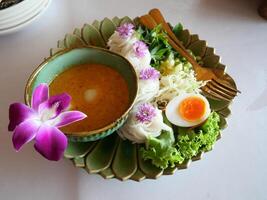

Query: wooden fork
139;9;240;101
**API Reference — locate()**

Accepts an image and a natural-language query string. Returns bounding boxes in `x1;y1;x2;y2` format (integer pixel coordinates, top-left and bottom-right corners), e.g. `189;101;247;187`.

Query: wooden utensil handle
149;9;188;52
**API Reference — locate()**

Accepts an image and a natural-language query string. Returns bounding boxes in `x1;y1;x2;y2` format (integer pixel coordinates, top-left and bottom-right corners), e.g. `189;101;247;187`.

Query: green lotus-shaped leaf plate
49;16;237;181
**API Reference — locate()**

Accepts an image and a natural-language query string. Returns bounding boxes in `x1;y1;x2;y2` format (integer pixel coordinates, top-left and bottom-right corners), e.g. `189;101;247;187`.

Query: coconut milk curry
49;64;130;134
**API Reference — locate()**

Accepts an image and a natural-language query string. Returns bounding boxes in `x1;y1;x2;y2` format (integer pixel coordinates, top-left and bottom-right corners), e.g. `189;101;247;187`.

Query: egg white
165;93;211;127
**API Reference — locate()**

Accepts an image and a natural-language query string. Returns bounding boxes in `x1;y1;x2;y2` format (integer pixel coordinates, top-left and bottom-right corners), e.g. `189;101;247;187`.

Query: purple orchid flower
135;103;157;123
116;23;135;38
8;83;87;161
139;67;160;80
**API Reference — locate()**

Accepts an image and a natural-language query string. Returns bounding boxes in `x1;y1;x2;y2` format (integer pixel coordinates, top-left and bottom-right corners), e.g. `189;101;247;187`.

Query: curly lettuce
140;112;220;169
177;111;220;159
140;131;184;169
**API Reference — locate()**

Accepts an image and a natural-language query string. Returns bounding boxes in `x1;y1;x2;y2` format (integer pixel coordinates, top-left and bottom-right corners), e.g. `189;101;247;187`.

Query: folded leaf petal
31;83;49;111
8;103;36;131
51;111;87;128
34;126;67;161
12;119;40;151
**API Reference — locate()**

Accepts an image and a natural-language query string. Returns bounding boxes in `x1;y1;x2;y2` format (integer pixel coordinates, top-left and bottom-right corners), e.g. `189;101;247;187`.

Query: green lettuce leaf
140;131;184;169
176;112;221;160
140;112;221;169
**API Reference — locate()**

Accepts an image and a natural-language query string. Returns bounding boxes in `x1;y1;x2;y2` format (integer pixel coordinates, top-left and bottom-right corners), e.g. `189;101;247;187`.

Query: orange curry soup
49;64;130;134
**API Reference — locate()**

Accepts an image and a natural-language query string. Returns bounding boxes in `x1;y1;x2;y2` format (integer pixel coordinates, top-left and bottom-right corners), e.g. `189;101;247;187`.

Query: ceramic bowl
25;47;138;142
0;0;51;35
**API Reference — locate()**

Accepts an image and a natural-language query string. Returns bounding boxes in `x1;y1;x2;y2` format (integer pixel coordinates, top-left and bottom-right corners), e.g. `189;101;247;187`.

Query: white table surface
0;0;266;199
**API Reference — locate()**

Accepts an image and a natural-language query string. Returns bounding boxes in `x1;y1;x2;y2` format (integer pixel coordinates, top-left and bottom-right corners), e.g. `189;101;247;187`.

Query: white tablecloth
0;0;266;199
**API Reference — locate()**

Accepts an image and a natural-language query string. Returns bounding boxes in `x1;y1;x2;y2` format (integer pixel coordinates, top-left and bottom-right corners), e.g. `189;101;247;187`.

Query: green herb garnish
137;25;173;69
137;23;193;70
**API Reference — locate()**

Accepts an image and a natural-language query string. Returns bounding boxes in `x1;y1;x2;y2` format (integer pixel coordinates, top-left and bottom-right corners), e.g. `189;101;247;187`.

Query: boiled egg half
165;93;211;127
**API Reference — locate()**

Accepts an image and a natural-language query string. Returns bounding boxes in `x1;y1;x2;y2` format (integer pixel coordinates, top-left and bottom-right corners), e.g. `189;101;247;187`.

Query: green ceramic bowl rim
24;46;139;137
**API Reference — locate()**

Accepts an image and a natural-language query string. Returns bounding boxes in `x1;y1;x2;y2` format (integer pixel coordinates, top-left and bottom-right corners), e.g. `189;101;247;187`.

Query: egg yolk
178;97;206;121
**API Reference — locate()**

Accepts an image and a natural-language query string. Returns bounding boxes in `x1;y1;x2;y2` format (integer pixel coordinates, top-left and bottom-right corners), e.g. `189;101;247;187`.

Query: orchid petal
34;126;67;161
52;111;87;128
12;119;40;151
31;83;49;111
38;93;71;118
8;103;36;131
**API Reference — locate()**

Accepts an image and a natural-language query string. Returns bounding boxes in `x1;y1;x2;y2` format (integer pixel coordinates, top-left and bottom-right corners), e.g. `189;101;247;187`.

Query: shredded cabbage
155;54;205;104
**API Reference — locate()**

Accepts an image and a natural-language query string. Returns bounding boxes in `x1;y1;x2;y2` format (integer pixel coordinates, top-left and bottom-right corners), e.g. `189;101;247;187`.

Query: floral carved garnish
135;103;157;123
133;41;148;58
139;67;160;80
116;23;135;38
8;83;87;161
